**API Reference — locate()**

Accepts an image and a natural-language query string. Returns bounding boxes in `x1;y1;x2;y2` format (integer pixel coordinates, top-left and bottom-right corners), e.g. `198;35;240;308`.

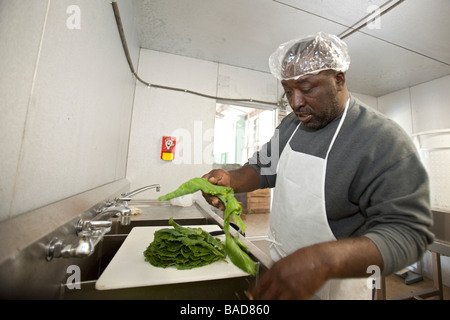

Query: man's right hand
202;165;260;210
201;169;231;211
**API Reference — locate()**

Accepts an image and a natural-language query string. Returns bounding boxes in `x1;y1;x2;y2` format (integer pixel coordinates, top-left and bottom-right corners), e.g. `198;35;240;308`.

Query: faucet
93;203;132;225
46;225;110;261
89;184;161;225
116;184;161;203
46;218;113;261
46;184;160;260
46;232;92;261
76;184;161;236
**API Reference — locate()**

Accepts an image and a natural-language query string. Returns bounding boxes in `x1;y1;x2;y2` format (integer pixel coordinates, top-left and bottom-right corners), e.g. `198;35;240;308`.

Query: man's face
281;71;344;130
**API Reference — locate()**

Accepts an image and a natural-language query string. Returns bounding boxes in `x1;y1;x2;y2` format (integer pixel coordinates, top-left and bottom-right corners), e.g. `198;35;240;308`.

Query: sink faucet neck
118;184;160;201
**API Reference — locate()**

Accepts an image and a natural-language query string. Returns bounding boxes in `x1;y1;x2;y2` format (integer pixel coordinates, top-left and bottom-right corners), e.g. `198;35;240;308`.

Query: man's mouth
296;112;313;123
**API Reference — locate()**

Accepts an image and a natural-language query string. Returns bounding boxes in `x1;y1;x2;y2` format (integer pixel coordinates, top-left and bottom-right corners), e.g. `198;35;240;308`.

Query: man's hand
250;237;384;300
202;169;231;211
202;166;260;211
250;245;330;299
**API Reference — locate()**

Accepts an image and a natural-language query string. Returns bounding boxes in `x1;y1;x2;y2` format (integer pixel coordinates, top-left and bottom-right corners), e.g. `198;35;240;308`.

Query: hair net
269;32;351;81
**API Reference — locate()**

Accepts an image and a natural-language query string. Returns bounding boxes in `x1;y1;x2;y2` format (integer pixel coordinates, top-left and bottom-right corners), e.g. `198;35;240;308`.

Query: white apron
268;100;372;300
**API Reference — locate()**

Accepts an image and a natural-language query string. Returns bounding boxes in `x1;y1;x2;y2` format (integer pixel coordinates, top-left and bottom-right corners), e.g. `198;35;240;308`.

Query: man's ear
335;72;346;90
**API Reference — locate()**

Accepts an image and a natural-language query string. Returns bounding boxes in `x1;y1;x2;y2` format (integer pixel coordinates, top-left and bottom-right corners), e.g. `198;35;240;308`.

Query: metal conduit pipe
110;1;280;107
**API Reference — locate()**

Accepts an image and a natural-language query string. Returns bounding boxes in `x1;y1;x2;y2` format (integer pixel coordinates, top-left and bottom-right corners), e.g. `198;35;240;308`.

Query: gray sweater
247;96;434;275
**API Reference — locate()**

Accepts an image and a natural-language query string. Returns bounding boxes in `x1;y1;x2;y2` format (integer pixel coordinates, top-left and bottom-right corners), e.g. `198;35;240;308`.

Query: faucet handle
77;219;112;234
46;233;94;260
66;232;94;258
116;196;132;202
46;238;64;261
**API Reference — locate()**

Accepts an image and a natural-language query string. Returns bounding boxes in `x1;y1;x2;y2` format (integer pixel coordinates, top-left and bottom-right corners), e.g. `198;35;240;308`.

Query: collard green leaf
143;217;226;270
155;178;257;276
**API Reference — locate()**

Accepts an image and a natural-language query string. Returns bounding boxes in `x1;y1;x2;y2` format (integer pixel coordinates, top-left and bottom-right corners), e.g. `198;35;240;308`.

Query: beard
299;96;343;130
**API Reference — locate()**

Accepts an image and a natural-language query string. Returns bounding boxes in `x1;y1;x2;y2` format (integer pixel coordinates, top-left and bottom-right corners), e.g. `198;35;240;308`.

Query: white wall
378;77;450;215
126;49;279;197
0;0;139;221
378;89;413;135
377;75;450;287
126;50;217;197
378;75;450;135
410;76;450;133
217;64;278;102
351;92;378;111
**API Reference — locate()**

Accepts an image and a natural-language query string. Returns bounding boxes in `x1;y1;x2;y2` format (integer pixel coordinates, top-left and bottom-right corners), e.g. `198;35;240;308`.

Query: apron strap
285;98;350;161
325;99;349;160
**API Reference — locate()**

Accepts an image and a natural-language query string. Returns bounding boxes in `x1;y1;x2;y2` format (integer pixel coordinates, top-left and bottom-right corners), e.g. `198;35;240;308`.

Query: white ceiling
132;0;450;97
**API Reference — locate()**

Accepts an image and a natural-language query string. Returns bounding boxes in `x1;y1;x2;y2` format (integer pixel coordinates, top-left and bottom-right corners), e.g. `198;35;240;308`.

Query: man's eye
301;88;312;94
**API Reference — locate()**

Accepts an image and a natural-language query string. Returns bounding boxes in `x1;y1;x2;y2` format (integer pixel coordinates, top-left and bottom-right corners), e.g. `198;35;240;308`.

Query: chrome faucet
46;184;160;260
89;184;161;225
75;184;161;238
46;224;111;261
47;232;93;261
116;184;161;203
93;203;132;226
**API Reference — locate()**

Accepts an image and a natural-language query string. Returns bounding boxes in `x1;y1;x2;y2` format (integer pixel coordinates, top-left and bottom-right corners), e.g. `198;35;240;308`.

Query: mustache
294;107;314;116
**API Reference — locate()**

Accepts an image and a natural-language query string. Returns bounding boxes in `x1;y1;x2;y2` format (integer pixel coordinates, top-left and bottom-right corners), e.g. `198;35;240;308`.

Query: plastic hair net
269;32;351;81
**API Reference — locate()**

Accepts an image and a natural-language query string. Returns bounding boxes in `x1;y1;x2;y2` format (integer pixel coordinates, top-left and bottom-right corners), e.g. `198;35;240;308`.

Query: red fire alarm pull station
161;136;176;161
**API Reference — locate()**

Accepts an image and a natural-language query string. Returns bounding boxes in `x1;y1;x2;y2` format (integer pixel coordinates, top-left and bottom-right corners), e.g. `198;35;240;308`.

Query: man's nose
289;90;306;111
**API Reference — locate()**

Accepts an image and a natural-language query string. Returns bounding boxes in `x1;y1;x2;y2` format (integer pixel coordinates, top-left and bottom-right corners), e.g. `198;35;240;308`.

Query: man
203;32;433;299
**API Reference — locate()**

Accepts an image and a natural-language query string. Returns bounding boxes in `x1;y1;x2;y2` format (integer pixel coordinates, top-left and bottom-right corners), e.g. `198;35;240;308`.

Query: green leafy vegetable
157;177;257;276
143;217;225;270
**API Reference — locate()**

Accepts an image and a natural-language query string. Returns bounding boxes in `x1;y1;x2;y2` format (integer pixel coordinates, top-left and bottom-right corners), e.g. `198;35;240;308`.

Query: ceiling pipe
338;0;405;39
273;0;450;66
110;1;279;107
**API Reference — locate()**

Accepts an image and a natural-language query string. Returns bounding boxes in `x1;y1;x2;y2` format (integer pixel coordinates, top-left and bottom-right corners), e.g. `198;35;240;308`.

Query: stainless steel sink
54;200;270;299
0;182;271;300
60;233;256;300
62;276;254;300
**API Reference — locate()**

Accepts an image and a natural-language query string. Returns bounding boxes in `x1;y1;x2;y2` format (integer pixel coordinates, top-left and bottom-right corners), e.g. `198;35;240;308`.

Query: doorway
213;103;278;215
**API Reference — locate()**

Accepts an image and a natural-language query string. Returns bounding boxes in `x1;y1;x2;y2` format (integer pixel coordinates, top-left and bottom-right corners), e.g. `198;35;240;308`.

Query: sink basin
61;233;256;300
62;274;254;299
58;200;269;300
62;276;254;300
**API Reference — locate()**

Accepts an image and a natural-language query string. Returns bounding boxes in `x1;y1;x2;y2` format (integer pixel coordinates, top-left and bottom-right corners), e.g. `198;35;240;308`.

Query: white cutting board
95;225;249;290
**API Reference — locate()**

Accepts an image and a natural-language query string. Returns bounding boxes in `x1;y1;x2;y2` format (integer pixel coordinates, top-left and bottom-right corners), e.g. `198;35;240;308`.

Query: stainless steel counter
0;181;272;299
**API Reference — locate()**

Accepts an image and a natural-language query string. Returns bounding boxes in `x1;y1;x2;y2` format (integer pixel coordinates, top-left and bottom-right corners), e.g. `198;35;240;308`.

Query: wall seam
408;86;415;134
124;47;142;181
8;0;51;219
